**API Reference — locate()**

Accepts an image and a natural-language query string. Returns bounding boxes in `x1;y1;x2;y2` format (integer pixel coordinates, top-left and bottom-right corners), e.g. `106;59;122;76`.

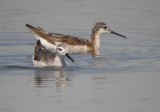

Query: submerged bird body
33;40;74;67
26;22;127;54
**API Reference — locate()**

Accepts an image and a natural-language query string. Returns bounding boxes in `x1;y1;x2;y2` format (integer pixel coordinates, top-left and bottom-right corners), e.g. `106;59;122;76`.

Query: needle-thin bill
111;31;127;38
65;53;74;62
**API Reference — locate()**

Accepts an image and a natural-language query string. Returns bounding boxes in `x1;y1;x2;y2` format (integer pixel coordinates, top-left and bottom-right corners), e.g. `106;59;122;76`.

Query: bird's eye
103;26;107;29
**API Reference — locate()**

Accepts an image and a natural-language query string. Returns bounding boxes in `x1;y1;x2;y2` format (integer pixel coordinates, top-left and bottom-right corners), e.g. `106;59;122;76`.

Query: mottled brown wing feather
48;33;90;45
26;24;90;46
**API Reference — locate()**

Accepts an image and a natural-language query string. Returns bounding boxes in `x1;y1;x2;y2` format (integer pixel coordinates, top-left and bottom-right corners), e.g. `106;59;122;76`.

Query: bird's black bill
65;53;74;63
111;30;127;38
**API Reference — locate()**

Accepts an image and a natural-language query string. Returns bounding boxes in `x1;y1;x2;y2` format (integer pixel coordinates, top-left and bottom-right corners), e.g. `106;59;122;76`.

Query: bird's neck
54;55;63;66
90;32;101;50
54;54;67;67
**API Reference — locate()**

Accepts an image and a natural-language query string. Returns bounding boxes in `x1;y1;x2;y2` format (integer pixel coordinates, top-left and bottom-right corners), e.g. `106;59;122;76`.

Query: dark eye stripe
58;48;62;51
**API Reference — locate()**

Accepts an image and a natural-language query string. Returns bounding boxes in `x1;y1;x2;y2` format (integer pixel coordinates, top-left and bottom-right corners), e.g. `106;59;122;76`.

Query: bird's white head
56;44;74;62
56;46;67;56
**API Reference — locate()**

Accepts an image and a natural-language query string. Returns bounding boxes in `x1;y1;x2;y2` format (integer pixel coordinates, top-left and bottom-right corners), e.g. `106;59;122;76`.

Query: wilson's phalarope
33;40;74;67
26;22;127;54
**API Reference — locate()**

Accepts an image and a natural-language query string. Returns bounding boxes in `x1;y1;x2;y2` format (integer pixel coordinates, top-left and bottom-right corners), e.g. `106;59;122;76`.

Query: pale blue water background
0;0;160;112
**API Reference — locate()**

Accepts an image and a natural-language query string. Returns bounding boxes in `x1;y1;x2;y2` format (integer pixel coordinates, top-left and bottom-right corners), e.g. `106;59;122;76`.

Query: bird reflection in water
34;68;71;91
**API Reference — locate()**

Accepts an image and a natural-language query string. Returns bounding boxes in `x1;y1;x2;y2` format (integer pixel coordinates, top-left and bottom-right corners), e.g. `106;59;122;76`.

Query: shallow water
0;0;160;112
